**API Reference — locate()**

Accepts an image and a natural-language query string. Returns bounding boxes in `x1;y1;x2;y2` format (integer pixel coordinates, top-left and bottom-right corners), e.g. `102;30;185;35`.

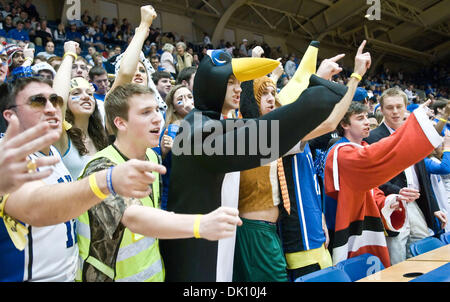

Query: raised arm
109;5;157;92
51;41;79;154
177;74;349;173
52;41;79;120
425;134;450;174
303;40;372;141
434;103;450;135
328;106;442;192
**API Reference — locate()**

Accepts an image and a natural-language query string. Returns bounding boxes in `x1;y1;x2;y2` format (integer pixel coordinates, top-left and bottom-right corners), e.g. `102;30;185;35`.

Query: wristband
350;72;362;82
89;173;108;200
193;214;203;239
439;118;448;123
64;51;78;61
0;194;10;218
106;166;117;196
444;150;450;153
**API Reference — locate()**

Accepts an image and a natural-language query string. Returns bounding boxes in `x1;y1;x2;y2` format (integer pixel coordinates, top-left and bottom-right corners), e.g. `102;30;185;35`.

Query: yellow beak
231;58;280;82
278;42;319;105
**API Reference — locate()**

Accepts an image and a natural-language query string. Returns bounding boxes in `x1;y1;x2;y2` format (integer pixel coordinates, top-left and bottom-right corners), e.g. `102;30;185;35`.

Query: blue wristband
106;166;117;196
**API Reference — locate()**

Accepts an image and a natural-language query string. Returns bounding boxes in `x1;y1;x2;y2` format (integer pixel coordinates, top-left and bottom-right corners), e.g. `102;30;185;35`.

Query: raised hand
251;46;264;58
0;116;60;195
354;40;371;77
22;43;34;61
160;129;174;157
140;5;157;27
316;53;345;81
64;40;79;55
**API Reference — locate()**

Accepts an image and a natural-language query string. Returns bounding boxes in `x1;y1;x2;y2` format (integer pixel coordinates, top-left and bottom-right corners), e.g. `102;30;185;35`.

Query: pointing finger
357;40;367;55
329;53;345;62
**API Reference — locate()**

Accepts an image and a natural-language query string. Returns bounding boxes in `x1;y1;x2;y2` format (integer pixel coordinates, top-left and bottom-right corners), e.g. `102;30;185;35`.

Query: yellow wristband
0;194;10;218
89;173;108;200
350;73;362;82
64;51;78;61
439;118;448;123
193;214;203;239
444;149;450;153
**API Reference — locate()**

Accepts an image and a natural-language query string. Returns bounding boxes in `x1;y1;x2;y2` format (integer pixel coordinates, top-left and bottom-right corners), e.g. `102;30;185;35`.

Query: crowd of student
0;2;449;282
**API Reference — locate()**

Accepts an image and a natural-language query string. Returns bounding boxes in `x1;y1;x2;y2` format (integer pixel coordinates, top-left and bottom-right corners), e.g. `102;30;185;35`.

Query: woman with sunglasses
52;41;108;179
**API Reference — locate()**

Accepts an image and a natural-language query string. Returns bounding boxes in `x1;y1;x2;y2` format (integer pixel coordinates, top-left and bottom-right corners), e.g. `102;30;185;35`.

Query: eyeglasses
8;94;64;109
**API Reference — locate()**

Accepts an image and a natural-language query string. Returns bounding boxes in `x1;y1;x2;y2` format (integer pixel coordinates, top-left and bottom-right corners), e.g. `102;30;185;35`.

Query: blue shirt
6;28;29;41
279;143;327;252
66;30;82;41
323;137;350;231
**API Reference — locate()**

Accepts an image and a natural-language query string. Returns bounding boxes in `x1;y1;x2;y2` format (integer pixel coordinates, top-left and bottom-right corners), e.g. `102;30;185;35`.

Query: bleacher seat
409;236;445;257
440;231;450;244
409;262;450;282
295;266;352;282
335;253;384;281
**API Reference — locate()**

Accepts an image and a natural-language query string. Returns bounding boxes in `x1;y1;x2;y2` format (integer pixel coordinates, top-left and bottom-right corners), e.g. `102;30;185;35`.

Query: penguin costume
160;46;349;282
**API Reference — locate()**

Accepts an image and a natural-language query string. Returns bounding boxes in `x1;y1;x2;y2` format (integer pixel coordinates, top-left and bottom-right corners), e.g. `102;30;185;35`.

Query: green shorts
232;217;288;282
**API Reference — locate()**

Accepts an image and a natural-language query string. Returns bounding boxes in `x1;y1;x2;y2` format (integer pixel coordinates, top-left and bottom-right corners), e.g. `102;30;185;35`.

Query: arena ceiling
124;0;450;64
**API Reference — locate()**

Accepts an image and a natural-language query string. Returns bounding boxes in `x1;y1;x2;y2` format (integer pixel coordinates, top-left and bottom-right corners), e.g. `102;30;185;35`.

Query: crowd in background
0;1;449;283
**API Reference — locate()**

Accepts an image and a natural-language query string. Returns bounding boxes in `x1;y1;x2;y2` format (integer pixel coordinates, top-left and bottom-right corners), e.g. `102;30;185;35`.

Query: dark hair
431;99;449;115
0;77;52;117
88;65;107;81
65;96;108;155
336;101;369;137
151;71;171;85
176;66;196;85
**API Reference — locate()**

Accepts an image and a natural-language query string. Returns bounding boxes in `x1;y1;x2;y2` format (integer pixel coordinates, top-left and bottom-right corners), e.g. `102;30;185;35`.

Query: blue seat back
410;237;445;256
409;263;450;282
335;253;384;281
295;266;351;282
440;232;450;244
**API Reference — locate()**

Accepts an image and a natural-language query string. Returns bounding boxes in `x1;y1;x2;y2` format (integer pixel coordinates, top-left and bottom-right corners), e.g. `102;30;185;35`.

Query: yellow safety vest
76;145;164;282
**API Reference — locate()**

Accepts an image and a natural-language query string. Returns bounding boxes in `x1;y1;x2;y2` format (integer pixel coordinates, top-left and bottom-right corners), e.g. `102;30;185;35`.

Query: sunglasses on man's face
28;94;64;108
9;94;64;109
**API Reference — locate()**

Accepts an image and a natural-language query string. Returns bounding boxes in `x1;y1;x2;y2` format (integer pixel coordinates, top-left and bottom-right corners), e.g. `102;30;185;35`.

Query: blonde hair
380;87;408;108
162;43;175;53
164;84;187;125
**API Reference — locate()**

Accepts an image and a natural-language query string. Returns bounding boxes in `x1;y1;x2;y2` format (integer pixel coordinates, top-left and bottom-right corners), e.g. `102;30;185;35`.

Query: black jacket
160;51;348;281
